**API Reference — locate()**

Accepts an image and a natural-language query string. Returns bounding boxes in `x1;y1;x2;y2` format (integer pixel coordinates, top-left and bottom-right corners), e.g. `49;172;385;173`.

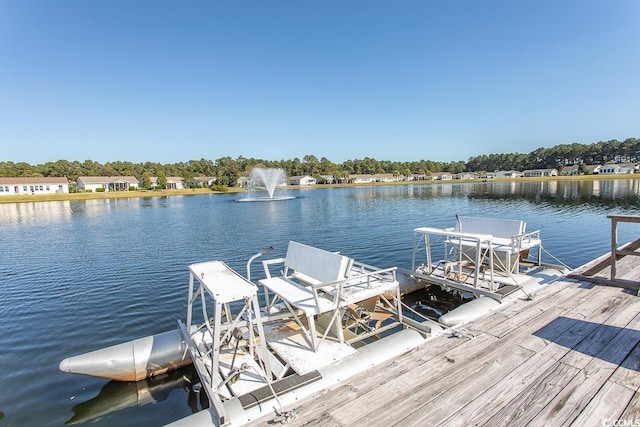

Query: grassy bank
1;174;638;204
0;187;243;204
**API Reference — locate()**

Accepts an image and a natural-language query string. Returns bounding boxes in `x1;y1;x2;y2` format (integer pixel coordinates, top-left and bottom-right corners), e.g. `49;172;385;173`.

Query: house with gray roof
143;176;186;189
0;177;69;196
76;176;139;192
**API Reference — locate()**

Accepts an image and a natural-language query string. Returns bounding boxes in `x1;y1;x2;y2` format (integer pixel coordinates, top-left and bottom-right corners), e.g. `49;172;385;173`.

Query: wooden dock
255;241;640;426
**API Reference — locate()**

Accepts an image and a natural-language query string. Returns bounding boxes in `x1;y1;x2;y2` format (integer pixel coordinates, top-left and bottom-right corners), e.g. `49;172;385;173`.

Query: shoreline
1;174;638;204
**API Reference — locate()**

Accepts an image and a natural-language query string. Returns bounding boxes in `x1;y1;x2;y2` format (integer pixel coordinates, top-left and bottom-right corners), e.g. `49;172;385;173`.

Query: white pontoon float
60;241;443;427
405;216;568;326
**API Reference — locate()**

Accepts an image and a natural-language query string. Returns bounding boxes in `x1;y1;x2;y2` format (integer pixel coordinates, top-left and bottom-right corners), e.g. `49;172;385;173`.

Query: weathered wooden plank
560;294;640;370
461;280;586;342
394;345;535;426
526;370;588;427
372;285;621;427
484;280;608;339
612;254;640;286
326;333;502;427
480;361;580;427
620;391;640;421
608;215;640;224
571;251;613;276
527;312;640;426
440;288;640;425
269;328;482;427
518;332;553;353
567;275;640;291
571;238;640;276
569;240;640;289
529;292;632;363
462;279;577;336
570;381;636;426
532;353;638;426
441;333;577;427
610;341;640;391
439;289;631;427
294;411;343;427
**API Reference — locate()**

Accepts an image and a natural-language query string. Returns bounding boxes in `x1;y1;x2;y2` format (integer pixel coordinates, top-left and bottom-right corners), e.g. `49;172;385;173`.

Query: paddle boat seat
452;215;542;273
260;241;401;352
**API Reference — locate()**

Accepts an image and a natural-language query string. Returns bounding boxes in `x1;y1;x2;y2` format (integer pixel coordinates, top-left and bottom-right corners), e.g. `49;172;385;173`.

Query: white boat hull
166;327;431;427
58;329;190;381
438;266;566;327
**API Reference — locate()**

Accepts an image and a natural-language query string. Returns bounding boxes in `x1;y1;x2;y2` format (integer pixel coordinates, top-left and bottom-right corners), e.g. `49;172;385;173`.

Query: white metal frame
180;260;272;424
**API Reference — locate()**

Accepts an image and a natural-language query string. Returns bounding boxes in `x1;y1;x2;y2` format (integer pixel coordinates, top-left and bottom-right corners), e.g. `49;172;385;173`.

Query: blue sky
1;1;638;165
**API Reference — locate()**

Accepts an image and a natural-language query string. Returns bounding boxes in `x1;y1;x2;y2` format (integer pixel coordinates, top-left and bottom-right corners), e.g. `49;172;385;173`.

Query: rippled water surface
1;180;640;426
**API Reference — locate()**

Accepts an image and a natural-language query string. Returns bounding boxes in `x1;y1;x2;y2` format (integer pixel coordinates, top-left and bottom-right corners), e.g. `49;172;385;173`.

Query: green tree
142;172;152;189
157;172;167;189
215;157;241;187
303;154;319;175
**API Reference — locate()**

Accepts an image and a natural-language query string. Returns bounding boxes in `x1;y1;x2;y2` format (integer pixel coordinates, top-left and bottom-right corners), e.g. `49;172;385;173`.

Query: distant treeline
1;138;637;187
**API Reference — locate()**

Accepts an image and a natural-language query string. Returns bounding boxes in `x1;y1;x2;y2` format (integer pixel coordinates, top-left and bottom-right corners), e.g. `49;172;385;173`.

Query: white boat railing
412;226;497;290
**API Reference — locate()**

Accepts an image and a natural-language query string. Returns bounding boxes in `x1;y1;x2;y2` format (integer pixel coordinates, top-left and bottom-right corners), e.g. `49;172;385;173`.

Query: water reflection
403;286;474;320
0;201;72;226
65;367;203;425
467;180;640;211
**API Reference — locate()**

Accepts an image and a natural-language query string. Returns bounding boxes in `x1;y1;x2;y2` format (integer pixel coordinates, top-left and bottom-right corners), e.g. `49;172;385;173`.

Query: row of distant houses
0;175;216;196
309;164;636;183
0;163;637;196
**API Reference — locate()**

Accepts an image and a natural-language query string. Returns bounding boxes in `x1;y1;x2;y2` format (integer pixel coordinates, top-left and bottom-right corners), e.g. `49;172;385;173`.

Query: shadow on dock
534;316;640;370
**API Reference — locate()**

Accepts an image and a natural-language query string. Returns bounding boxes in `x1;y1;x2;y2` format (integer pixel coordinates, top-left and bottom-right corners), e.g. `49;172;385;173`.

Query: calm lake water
2;179;640;426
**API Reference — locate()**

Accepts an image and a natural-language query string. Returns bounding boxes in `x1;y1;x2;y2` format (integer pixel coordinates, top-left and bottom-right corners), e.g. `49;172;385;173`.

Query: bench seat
260;241;401;352
453;216;542;269
260;276;335;315
339;273;400;305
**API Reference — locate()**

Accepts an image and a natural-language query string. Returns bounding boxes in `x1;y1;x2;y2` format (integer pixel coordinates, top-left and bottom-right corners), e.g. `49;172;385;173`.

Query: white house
374;174;397;182
560;165;602;176
587;165;602;174
143;176;186;189
349;174;377;184
317;175;336;184
0;177;70;196
619;163;637;174
289;175;317;186
487;170;523;179
430;172;453;181
237;176;250;188
599;164;635;175
560;165;581;176
76;176;139;192
453;172;478;180
523;169;558;177
191;176;217;187
409;173;429;181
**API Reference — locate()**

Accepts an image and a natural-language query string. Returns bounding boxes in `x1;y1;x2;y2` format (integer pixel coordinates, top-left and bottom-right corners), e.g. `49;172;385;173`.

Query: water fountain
237;167;295;202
